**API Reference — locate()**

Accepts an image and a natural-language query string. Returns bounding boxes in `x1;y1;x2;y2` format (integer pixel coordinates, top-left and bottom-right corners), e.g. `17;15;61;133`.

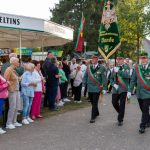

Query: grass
41;97;90;117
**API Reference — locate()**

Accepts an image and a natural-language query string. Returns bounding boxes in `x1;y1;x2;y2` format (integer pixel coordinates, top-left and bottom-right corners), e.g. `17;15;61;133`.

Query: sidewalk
0;94;150;150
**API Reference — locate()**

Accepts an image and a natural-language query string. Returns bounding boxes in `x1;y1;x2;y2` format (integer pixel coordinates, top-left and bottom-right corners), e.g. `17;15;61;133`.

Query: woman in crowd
31;61;44;120
0;71;8;134
4;57;22;129
21;63;36;124
58;62;68;106
73;65;83;103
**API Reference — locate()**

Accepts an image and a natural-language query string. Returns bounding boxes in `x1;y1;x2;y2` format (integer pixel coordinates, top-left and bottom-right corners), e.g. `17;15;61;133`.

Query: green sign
48;50;63;57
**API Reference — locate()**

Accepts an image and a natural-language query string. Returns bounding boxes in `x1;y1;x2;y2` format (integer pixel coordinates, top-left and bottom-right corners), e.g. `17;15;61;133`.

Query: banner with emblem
98;0;121;60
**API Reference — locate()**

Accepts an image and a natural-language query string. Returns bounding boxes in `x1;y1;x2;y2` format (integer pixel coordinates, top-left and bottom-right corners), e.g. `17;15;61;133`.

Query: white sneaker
6;124;16;129
22;119;30;125
0;128;6;134
63;98;71;102
27;117;34;123
57;101;64;107
76;101;82;104
13;122;22;127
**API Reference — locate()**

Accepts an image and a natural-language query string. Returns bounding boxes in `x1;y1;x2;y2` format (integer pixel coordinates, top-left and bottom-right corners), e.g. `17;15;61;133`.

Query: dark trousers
48;86;58;109
89;92;100;120
84;84;87;97
3;98;9;128
140;99;150;128
60;83;65;99
70;79;75;96
43;84;48;107
63;81;68;98
137;98;143;113
112;92;127;122
74;83;82;101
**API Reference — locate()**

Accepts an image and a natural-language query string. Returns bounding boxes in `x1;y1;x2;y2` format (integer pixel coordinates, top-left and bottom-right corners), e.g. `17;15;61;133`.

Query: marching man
110;57;131;126
128;53;150;134
82;55;107;123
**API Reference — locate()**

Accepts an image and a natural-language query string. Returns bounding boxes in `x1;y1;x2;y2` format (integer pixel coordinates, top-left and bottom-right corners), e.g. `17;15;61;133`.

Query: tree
116;0;150;61
50;0;150;60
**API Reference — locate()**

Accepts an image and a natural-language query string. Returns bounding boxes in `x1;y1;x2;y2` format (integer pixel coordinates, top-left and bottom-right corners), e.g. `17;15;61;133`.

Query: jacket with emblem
110;64;130;94
82;64;107;93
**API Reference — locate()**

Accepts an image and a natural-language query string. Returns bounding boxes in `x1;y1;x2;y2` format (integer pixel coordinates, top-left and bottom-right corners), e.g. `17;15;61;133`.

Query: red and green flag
75;14;85;52
98;0;121;60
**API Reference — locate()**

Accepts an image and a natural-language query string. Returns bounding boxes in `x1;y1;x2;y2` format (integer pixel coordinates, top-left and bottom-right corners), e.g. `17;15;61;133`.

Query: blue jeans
0;98;4;117
22;95;33;119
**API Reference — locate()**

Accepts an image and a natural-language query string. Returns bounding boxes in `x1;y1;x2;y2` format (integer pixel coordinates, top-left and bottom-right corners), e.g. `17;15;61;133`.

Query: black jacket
62;62;70;79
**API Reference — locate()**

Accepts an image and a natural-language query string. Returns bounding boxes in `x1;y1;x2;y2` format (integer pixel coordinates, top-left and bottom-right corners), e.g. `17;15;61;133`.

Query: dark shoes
139;127;145;134
90;119;95;123
118;121;123;126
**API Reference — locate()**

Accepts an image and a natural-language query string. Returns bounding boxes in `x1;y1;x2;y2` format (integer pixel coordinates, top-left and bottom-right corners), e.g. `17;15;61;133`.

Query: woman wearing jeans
21;63;36;125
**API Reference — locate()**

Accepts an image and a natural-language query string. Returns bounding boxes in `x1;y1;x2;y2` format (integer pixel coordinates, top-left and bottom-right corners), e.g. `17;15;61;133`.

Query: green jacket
83;64;107;93
110;64;130;94
59;69;68;84
130;63;150;99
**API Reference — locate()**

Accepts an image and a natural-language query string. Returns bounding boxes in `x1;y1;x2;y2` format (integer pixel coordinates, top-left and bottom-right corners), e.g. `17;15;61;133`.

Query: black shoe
90;119;95;123
139;127;145;134
118;121;123;126
146;123;150;128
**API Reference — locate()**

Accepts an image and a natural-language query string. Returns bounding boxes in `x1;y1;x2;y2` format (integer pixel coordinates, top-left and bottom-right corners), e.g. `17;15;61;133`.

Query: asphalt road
0;94;150;150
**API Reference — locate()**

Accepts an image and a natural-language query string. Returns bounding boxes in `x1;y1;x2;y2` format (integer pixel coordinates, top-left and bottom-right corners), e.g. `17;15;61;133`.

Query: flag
75;14;85;52
98;0;121;60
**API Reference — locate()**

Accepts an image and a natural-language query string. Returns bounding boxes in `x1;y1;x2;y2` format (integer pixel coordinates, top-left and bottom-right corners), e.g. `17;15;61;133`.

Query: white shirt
93;63;98;69
73;70;83;87
81;64;87;76
70;63;78;79
32;70;42;92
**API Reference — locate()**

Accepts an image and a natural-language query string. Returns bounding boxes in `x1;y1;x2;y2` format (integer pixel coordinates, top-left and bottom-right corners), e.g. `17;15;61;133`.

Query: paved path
0;94;150;150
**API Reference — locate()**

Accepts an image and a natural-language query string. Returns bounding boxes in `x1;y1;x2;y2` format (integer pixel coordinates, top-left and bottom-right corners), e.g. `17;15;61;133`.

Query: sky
0;0;60;19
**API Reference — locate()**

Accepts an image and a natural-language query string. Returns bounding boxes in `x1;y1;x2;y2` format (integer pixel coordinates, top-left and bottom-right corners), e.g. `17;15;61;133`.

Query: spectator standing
73;65;83;103
21;63;36;125
70;58;78;97
58;62;68;105
31;61;44;120
81;60;87;97
46;57;61;111
42;52;54;107
4;57;22;129
62;58;71;102
0;74;8;134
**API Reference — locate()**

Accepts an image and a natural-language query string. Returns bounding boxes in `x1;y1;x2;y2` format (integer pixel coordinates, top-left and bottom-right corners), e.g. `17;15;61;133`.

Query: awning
0;12;74;48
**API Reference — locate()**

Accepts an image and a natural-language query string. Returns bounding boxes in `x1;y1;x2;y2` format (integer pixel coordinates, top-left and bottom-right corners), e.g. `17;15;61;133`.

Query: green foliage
49;0;150;60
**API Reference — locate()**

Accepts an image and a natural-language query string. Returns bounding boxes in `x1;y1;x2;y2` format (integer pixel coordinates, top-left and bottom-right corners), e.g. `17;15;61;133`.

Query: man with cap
82;55;107;123
110;57;131;126
128;53;150;134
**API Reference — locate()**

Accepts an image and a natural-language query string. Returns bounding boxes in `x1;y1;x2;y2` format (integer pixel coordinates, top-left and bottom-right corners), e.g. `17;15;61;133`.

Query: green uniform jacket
82;64;107;93
110;64;130;94
130;64;150;99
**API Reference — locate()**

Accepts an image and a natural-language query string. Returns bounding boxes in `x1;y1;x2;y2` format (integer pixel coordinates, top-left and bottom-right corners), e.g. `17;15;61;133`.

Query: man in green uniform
82;55;107;123
110;57;131;126
128;53;150;134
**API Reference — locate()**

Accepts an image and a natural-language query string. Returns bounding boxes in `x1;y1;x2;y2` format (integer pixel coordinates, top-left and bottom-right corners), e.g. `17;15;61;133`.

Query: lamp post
84;41;87;52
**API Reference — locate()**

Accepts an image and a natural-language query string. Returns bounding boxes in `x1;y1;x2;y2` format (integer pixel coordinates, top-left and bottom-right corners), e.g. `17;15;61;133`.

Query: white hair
10;57;19;64
9;53;17;59
25;63;35;71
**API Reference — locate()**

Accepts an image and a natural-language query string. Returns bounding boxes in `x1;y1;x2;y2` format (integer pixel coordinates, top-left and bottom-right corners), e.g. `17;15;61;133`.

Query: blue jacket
21;71;35;97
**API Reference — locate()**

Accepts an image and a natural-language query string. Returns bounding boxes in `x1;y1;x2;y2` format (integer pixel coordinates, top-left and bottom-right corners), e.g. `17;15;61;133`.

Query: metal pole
41;37;44;60
19;30;22;60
